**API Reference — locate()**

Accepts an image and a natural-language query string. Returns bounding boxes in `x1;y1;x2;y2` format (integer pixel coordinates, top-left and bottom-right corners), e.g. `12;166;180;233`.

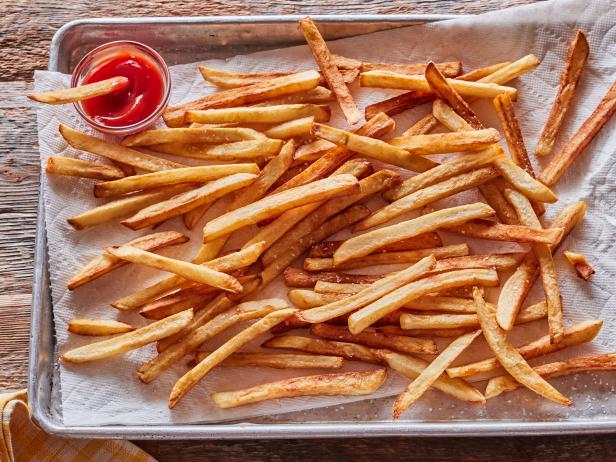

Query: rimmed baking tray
28;15;616;439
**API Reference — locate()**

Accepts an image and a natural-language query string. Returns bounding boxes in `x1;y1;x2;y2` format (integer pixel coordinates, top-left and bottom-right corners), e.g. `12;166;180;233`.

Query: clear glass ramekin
71;41;171;136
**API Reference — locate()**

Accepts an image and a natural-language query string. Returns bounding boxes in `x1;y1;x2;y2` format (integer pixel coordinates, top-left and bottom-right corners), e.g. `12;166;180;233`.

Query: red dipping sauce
72;41;170;135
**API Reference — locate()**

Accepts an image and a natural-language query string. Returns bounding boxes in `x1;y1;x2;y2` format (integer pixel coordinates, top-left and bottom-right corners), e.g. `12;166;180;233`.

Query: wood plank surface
2;1;615;461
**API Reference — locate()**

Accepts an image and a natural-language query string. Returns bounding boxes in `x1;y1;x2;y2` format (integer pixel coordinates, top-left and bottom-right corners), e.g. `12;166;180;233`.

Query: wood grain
2;1;615;461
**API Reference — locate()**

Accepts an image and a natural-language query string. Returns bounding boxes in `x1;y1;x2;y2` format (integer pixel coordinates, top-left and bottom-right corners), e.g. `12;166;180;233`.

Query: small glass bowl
71;41;171;136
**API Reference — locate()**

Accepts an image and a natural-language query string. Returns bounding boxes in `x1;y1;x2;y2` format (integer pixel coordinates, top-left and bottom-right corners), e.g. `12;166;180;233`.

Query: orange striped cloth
1;390;156;462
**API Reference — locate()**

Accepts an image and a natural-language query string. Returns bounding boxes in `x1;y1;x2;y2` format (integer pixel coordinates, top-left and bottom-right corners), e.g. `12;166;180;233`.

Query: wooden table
2;1;615;460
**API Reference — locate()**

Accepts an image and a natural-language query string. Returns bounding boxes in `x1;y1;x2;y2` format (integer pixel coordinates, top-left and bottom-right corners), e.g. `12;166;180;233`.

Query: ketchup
81;51;164;127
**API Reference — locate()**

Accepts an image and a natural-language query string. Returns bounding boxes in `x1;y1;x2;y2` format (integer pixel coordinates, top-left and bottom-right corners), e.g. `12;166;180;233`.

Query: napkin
34;0;616;426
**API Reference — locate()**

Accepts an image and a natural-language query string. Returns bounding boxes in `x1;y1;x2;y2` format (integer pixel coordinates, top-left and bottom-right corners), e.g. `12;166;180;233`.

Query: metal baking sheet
29;15;616;439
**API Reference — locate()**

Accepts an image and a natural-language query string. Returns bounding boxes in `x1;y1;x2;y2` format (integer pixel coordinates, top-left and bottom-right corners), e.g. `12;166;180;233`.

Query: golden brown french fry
294;138;335;161
378;350;485;404
472;288;571;405
138;299;288;382
536;31;590;157
121;173;257;230
194;351;343;369
365;90;435;121
46;157;125;181
309;233;442;258
94;164;259;197
299;256;436;324
61;310;193;363
199;66;290;87
67;184;194;230
311;323;437;355
563;251;595;281
444;219;563;245
357;166;499;230
402;114;441;136
429;253;525;274
360;70;517;100
264;116;314;139
106;246;242;293
123;127;267;146
283;267;381;288
494;157;557;203
392;330;481;418
68;231;189;290
359;61;461;76
288;289;347;309
485;353;616;399
496;201;586;331
478;54;541;85
67;318;135;336
384;146;502;201
303;244;468;271
148;139;282;161
211;369;386;408
203;174;359;242
504;188;563;343
378;326;473;338
59;124;184;172
388;128;500;154
447;319;602;379
29;76;129;104
164;70;321;127
477;181;519;225
300;17;361;125
186;104;330;124
313;281;372;294
139;289;214;320
347;268;499;334
334;203;495;265
457;61;512;81
263;335;381;364
168;308;297;407
259;86;334;105
312;123;437;173
540;79;616;186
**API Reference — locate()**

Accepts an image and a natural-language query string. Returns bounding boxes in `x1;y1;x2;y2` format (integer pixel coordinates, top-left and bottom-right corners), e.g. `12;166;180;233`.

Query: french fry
106;246;243;293
272;112;394;193
168;308;297;407
311;323;437;355
46;156;125;181
378;350;485;404
139;289;214;320
504;188;563;343
299;256;436;324
424;62;484;129
148;139;283;161
444;219;563;245
203;174;359;242
284;267;381;288
334;203;495;264
472;288;571;405
388;128;500;154
540;79;616;186
402;113;440;136
485;353;616;399
186;104;330;125
400;300;547;330
430;253;525;273
67;318;135;336
263;335;381;364
365;90;435;120
121;173;257;230
199;66;290;87
183;201;215;230
360;70;517;100
303;244;469;272
478;54;540;85
359;61;461;76
392;330;481;418
457;61;512;81
260;204;371;286
447;319;603;379
294;138;335;162
288;289;347;309
211;369;386;408
496;201;586;330
494;157;557;203
138;299;288;383
67;184;195;230
563;251;595;281
164;70;321;127
313;281;372;294
59;124;184;172
61;310;193;363
347;268;499;334
384;146;502;201
477;181;519;225
122;127;267;146
68;231;189;290
258;86;334;105
357;167;499;230
94;164;259;198
536;31;590;157
29;76;129;104
377;326;472;338
299;17;361;124
309;233;442;258
312;123;437;173
194;351;343;369
264;116;314;139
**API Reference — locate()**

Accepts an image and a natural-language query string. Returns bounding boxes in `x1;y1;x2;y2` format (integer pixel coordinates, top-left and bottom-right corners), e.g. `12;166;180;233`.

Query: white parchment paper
34;0;616;426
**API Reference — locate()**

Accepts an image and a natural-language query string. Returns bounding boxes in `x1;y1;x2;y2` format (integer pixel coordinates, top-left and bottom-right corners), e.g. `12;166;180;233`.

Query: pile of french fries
31;18;616;419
